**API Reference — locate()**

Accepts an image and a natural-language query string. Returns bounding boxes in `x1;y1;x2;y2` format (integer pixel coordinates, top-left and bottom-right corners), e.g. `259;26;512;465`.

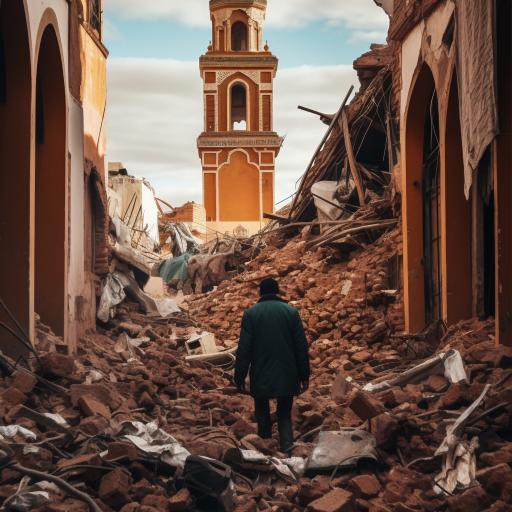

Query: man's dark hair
260;278;279;296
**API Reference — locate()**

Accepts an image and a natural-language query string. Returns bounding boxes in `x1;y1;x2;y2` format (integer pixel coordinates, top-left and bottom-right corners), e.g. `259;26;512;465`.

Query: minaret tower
197;0;283;238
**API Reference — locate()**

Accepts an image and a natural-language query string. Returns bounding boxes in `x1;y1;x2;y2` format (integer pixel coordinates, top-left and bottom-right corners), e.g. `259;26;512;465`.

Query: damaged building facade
386;0;512;345
0;0;108;358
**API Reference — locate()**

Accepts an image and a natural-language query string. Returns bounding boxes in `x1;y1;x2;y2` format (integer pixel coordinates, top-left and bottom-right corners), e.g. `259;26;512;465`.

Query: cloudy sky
105;0;389;207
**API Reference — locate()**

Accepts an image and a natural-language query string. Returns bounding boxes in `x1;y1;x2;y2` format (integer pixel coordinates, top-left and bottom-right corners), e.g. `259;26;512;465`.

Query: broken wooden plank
341;109;366;206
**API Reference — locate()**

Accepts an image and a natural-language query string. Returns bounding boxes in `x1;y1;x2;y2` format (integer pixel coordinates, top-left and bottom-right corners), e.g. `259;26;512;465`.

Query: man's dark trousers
254;397;294;452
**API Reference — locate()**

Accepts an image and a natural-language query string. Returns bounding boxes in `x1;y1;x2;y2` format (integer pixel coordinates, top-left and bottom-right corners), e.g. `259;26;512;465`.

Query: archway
0;0;32;359
35;24;67;337
231;21;248;51
231;83;247;130
403;64;441;331
442;72;472;324
219;151;260;221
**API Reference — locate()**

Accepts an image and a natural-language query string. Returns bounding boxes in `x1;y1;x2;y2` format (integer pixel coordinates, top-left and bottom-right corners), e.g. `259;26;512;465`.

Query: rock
476;463;512;500
78;395;111;419
298;478;330;507
142;494;170;511
349;474;382;498
446;485;493;512
480;444;512;467
0;387;26;406
99;468;132;508
57;453;102;469
46;500;88;512
351;350;372;363
424;374;448;393
77;415;110;436
232;418;255;439
70;383;122;410
169;489;193;511
12;369;37;394
371;413;399;449
41;352;75;378
105;441;139;461
306;488;353;512
349;390;385;421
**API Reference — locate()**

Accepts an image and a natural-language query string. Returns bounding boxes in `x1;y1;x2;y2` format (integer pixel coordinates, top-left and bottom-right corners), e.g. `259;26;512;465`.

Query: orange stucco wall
219;151;260;221
204;173;217;222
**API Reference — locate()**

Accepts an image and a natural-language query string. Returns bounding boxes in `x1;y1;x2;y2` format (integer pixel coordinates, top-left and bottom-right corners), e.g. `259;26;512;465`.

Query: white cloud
106;58;356;207
106;0;388;32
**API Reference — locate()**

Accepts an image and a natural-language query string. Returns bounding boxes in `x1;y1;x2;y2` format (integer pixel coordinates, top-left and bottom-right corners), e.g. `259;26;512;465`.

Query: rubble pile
0;227;510;511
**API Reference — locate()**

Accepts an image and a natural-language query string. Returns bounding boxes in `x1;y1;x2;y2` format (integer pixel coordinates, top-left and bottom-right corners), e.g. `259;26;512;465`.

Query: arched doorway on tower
0;0;32;359
34;24;67;337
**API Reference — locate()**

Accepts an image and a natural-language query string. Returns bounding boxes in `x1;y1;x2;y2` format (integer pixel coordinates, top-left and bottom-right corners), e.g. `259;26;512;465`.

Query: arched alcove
442;71;472;324
0;0;32;359
231;21;248;51
35;24;67;336
231;83;247;130
403;64;441;331
219;151;260;221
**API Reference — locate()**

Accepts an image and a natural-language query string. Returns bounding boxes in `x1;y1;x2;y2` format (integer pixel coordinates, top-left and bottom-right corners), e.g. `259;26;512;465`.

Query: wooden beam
341;109;366;206
263;212;290;223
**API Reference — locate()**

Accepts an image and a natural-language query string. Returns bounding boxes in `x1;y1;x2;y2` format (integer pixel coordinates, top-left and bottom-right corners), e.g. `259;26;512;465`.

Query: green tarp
159;253;191;284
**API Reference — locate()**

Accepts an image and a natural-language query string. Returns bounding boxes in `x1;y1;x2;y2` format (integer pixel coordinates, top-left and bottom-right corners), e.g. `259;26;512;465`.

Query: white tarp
97;273;126;323
0;425;36;441
119;421;190;469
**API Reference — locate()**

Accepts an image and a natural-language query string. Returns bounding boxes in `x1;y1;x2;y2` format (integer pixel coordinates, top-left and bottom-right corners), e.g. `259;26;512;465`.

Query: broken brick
371;413;399;449
78;395;111;418
349;390;385;421
0;387;27;406
306;488;353;512
41;352;76;378
105;441;139;461
349;474;382;498
99;468;132;508
446;485;494;512
169;489;192;512
12;369;37;394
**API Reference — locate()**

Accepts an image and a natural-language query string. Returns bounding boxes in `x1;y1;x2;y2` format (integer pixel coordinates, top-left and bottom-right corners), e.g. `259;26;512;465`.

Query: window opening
231;22;248;51
231;84;247;130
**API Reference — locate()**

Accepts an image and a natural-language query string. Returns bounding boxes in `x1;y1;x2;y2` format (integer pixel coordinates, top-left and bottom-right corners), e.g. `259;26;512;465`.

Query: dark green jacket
234;295;310;398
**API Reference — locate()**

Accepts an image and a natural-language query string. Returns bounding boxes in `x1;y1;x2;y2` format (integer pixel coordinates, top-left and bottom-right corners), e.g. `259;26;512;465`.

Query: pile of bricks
0;226;510;511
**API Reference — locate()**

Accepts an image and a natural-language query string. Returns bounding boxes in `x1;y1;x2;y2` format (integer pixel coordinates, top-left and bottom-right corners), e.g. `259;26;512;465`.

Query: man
234;278;310;453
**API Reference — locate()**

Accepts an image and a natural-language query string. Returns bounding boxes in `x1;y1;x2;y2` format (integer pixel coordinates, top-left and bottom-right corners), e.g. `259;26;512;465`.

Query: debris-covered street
1;0;511;511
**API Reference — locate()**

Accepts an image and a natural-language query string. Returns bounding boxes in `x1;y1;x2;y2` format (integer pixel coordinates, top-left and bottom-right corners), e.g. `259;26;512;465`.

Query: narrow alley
0;1;511;512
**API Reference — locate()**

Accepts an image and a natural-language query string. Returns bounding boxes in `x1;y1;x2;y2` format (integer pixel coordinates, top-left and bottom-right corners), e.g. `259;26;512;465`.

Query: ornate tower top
208;0;270;53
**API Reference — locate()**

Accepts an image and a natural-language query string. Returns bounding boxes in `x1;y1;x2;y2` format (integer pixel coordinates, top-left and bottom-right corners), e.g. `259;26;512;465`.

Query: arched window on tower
231;22;248;51
231;83;247;130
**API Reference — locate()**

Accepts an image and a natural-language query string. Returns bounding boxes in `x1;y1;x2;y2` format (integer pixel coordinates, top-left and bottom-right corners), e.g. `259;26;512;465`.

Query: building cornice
210;0;267;11
197;132;283;149
200;53;278;71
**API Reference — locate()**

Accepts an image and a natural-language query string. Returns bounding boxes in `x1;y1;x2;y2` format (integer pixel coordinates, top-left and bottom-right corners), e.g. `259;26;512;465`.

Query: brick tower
197;0;283;238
